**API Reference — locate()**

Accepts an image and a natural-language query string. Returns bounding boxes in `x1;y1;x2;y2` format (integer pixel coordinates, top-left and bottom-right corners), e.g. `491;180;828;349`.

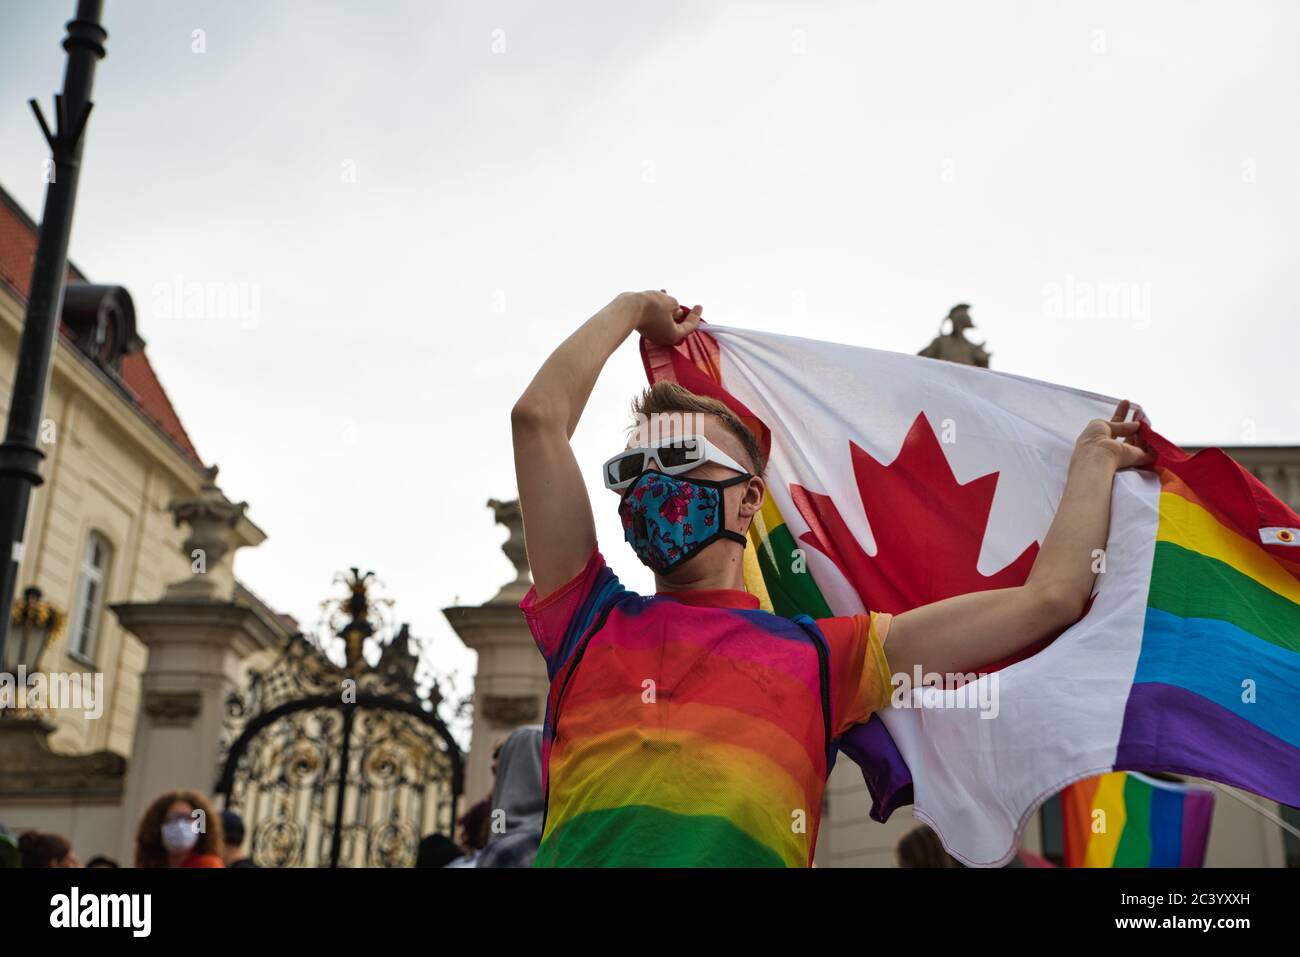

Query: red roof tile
117;351;202;463
0;186;203;467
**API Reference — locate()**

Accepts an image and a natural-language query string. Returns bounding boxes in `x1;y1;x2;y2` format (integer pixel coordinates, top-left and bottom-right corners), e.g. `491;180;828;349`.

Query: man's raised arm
510;291;701;599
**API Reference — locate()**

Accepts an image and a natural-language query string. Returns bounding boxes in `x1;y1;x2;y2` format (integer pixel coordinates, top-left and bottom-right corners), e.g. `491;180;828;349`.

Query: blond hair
629;381;766;477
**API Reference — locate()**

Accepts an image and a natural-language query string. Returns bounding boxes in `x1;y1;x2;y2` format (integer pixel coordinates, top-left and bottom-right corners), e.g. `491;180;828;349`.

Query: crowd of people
2;728;1055;869
0;724;547;870
1;788;257;869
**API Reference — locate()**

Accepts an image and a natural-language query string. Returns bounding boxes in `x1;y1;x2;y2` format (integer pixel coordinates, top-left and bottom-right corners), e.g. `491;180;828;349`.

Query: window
69;532;111;661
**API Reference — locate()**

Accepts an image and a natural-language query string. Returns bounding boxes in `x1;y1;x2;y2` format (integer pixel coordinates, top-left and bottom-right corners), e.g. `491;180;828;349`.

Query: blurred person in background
477;726;544;868
18;831;79;868
896;825;964;868
134;790;225;868
446;797;493;868
220;810;257;868
415;833;465;868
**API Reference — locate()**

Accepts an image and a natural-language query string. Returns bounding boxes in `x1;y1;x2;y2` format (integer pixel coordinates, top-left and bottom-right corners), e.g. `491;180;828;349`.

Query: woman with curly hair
134;790;225;868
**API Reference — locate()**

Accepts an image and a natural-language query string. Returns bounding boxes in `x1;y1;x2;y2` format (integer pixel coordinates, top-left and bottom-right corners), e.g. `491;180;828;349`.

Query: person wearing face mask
510;291;1151;867
134;790;225;868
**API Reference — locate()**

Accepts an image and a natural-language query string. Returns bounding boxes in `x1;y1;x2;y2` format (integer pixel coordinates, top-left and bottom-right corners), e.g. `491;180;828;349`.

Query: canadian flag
642;322;1300;866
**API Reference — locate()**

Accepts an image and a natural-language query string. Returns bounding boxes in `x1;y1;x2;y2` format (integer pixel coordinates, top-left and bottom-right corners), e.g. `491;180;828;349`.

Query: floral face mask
618;469;751;574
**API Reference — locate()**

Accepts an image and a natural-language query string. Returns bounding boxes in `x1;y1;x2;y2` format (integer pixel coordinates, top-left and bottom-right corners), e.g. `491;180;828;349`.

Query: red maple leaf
791;412;1062;673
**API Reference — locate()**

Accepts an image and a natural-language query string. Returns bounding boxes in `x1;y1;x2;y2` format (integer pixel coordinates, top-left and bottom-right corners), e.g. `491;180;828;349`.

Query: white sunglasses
602;434;750;491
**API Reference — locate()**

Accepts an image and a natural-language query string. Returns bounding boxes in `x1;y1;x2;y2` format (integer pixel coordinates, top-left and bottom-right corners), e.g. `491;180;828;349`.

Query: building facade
0;185;288;864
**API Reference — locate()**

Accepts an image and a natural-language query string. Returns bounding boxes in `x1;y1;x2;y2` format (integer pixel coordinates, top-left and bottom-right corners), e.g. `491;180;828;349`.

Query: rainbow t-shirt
519;545;893;867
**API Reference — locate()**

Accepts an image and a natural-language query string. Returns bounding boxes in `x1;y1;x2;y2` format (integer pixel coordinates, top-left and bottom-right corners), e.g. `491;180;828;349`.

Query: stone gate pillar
442;498;547;809
110;466;284;863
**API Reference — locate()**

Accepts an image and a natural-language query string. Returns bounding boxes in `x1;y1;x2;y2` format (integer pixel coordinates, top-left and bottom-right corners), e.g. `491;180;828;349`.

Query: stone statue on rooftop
918;303;991;368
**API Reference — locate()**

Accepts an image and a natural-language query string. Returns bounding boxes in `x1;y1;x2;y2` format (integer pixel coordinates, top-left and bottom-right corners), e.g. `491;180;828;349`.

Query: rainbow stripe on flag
1114;438;1300;800
1061;771;1215;867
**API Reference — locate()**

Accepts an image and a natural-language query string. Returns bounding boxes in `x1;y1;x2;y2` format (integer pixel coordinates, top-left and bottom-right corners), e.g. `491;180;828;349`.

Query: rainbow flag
1113;442;1300;798
1061;772;1215;867
641;323;1300;866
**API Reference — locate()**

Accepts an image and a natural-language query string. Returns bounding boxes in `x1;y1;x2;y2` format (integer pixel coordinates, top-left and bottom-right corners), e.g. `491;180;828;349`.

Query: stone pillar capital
166;464;266;600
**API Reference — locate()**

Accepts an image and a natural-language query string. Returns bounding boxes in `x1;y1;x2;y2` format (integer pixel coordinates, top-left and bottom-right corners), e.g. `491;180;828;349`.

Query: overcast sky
2;1;1297;709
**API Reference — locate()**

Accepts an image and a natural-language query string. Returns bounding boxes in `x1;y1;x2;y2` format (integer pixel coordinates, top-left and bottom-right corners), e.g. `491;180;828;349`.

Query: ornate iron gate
215;570;464;868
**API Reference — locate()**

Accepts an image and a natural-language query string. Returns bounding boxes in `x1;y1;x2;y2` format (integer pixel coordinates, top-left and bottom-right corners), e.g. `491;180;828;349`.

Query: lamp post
0;0;107;666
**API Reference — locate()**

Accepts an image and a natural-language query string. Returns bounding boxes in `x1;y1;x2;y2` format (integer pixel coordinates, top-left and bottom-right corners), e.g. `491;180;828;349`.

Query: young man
511;290;1152;867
